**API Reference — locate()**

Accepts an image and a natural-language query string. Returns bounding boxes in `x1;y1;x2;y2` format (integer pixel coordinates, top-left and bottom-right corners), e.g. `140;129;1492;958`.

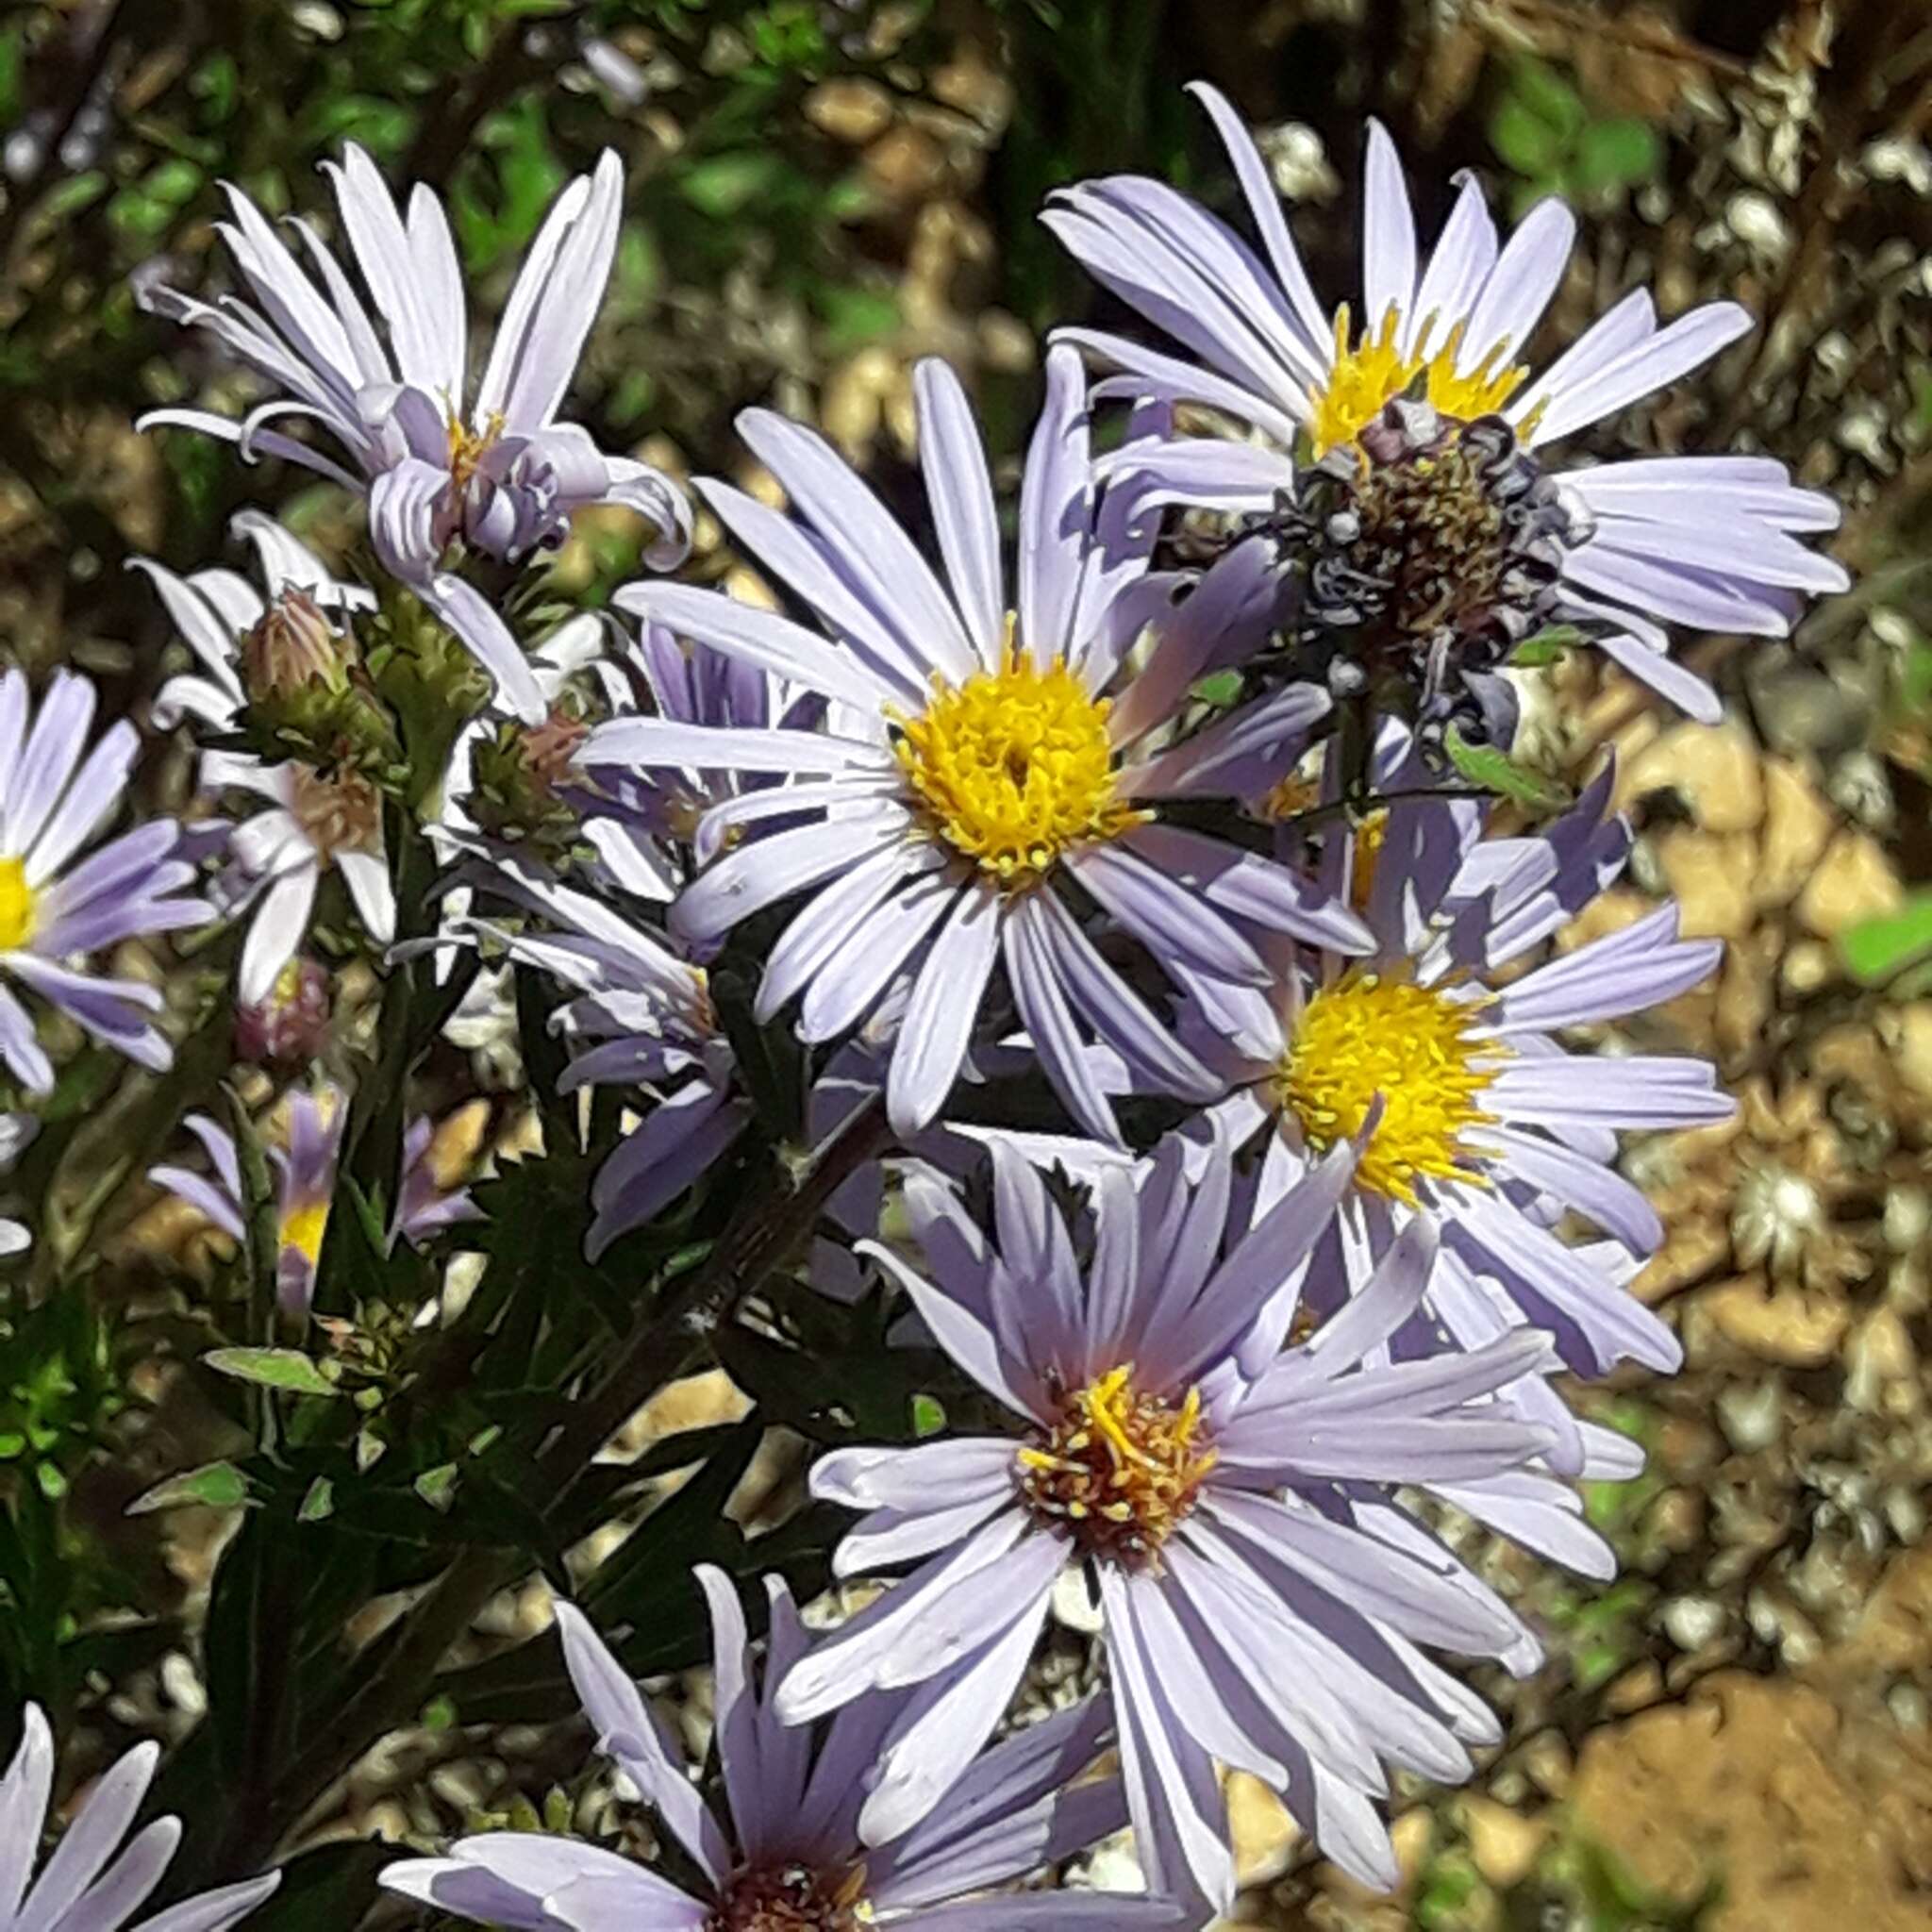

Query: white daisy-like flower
1046;83;1848;722
0;671;211;1093
586;348;1371;1141
137;146;691;722
132;511;391;1007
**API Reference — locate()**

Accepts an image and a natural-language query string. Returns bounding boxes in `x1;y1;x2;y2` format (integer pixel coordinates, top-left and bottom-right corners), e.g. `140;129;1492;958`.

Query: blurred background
2;1;1930;1926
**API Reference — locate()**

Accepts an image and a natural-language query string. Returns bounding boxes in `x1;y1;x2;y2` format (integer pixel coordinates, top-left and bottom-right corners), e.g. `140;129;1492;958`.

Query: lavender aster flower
1046;84;1847;723
383;1569;1177;1929
132;512;393;1007
779;1138;1564;1908
0;670;212;1094
0;1703;278;1931
587;349;1371;1141
137;148;691;722
150;1089;343;1317
1204;741;1730;1392
152;1089;477;1304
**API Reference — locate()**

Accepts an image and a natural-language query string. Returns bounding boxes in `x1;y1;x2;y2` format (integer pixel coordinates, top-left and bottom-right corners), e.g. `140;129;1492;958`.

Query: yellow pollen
278;1198;330;1268
0;857;37;952
1018;1364;1216;1569
1307;305;1532;458
892;636;1142;887
1274;971;1506;1205
446;410;507;491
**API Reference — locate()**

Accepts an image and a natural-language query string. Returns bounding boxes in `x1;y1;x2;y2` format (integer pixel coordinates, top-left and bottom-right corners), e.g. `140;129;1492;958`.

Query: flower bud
235;957;332;1066
241;590;354;700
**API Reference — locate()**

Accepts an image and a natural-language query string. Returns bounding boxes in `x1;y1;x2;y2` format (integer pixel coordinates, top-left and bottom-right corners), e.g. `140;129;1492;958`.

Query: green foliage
1490;58;1662;216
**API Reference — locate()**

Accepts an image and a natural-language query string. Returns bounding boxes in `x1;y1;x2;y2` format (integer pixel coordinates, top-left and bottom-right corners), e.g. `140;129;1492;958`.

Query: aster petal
1187;81;1331;355
886;877;1002;1137
1525;301;1751;445
238;864;318;1007
858;1565;1058;1845
913;359;1006;667
1359;121;1418;337
796;866;964;1045
553;1601;730;1885
1458;196;1574;371
674;810;908;950
735;408;978;686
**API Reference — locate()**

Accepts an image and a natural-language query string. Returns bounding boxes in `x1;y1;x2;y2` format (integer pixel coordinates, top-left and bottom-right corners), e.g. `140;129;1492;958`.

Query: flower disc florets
1257;401;1590;745
1018;1365;1216;1569
893;641;1141;887
0;857;38;952
710;1865;866;1932
1274;970;1505;1205
290;766;383;861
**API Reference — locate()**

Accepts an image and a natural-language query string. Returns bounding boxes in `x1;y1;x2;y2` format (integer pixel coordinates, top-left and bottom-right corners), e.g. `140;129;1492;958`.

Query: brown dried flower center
1346;435;1513;641
290;767;381;860
1018;1365;1216;1568
709;1864;866;1932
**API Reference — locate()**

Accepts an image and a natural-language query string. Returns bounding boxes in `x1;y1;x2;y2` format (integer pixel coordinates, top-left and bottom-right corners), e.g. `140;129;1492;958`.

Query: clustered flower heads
0;82;1848;1932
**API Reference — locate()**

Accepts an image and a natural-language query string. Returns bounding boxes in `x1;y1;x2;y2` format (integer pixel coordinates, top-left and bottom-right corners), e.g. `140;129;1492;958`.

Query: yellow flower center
446;410;507;491
1307;304;1534;459
892;640;1141;887
1274;971;1505;1205
278;1198;330;1268
0;858;37;952
1018;1365;1217;1568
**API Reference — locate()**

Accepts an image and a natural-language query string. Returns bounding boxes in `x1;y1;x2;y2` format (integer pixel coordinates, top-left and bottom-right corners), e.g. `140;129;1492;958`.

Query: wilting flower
1205;742;1729;1388
0;1702;279;1931
1047;83;1847;726
133;512;394;1007
383;1567;1178;1929
137;148;691;722
781;1139;1563;1907
0;669;211;1094
589;349;1370;1141
0;1114;34;1257
151;1089;344;1316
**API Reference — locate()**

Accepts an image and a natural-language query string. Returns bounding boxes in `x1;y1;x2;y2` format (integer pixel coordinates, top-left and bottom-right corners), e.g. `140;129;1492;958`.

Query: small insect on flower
586;349;1372;1142
381;1567;1180;1930
0;1702;279;1932
1047;83;1848;733
135;147;691;723
0;669;211;1095
783;1138;1568;1912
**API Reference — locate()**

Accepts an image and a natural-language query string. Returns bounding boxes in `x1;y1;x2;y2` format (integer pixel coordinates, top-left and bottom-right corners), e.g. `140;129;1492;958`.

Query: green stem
218;1094;891;1868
